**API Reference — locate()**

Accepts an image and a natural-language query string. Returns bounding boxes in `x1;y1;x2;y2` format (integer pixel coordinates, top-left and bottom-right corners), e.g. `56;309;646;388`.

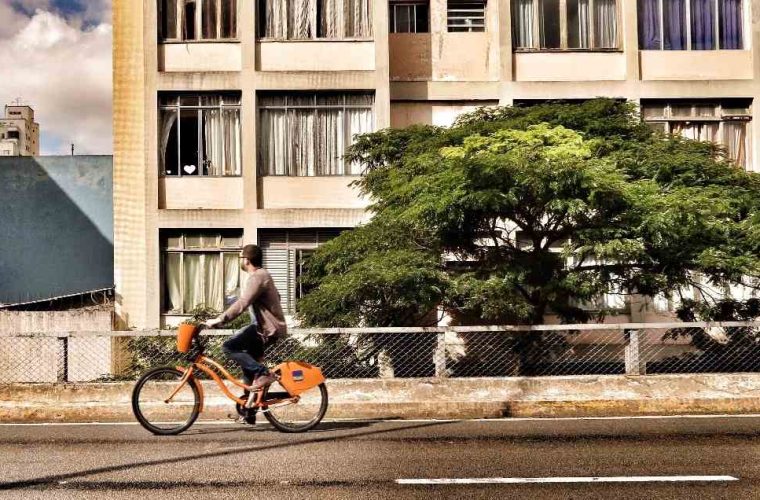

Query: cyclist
204;244;287;392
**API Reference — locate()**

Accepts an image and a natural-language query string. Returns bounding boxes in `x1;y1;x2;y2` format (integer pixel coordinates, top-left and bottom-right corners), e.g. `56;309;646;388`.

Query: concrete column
114;0;148;329
624;329;646;375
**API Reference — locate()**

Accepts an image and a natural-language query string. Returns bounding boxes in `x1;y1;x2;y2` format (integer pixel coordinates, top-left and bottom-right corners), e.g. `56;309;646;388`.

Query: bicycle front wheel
263;382;328;433
132;367;201;435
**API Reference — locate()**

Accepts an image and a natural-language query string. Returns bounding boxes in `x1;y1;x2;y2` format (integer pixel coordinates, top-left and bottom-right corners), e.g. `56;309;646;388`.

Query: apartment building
0;105;39;156
114;0;760;329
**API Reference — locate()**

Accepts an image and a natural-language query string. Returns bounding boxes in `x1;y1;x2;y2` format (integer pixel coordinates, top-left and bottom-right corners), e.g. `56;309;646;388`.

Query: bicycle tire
132;367;201;435
263;383;328;433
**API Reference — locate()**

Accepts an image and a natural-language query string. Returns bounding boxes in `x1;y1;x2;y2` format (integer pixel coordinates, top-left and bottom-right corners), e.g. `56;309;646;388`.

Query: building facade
114;0;760;329
0;105;40;156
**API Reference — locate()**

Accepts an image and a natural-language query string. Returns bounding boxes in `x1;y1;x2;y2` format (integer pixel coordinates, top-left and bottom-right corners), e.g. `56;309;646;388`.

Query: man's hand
203;317;224;329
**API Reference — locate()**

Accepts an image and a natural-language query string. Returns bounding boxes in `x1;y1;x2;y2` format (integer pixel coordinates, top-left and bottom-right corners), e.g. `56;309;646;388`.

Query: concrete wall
258;176;368;209
4;373;760;421
0;309;113;333
0;156;113;305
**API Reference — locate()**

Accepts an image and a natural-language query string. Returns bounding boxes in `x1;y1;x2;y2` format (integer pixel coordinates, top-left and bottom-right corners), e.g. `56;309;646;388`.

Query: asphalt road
1;416;759;499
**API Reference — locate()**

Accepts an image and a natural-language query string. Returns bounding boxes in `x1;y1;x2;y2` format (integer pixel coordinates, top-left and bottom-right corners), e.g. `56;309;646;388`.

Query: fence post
434;331;447;377
624;329;646;375
57;334;69;383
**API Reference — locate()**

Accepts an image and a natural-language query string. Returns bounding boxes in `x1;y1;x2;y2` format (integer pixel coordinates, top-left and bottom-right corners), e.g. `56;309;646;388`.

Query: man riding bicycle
204;244;287;392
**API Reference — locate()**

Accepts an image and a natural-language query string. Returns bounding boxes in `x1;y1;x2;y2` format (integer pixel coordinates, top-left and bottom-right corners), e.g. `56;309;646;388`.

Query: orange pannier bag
275;361;326;396
176;323;197;353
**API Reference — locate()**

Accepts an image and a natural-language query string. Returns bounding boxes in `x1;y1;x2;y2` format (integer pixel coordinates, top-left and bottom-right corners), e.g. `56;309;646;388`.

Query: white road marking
396;475;739;485
1;414;760;426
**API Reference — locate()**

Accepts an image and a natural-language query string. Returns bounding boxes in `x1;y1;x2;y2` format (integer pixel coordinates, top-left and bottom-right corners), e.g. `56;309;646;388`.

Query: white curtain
346;94;374;174
569;0;590;48
723;122;747;168
347;0;372;37
204;108;224;175
223;253;241;306
593;0;617;48
223;109;241;175
260;94;373;176
514;0;534;48
316;109;344;174
289;0;314;38
320;0;344;37
290;108;316;176
672;122;720;143
320;0;372;38
159;109;177;174
202;0;218;38
165;253;182;312
346;107;373;175
260;108;289;175
262;0;288;37
204;254;223;311
183;254;202;312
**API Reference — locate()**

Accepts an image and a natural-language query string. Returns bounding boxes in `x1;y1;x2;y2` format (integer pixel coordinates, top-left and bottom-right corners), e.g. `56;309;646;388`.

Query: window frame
159;0;239;42
158;93;242;178
389;0;430;33
642;100;752;168
161;231;243;315
513;0;622;51
257;92;375;177
447;0;487;32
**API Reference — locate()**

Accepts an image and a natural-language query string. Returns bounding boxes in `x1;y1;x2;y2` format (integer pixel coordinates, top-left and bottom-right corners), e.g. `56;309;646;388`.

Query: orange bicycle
131;324;328;435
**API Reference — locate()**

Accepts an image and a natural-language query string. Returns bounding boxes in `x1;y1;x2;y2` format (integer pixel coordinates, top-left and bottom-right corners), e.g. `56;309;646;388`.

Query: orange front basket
176;323;197;353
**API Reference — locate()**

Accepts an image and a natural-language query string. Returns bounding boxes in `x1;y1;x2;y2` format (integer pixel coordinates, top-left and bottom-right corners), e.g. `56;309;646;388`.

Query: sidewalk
2;373;760;422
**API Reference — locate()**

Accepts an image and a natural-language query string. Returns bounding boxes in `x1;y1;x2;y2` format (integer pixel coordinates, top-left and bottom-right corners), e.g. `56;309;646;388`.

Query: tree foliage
297;99;760;326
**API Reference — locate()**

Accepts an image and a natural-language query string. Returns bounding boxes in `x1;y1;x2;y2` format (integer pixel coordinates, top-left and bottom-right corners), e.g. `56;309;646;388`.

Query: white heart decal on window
183;164;197;174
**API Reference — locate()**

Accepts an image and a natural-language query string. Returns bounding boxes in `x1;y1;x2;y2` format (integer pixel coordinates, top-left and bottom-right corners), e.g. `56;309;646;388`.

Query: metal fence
1;322;759;383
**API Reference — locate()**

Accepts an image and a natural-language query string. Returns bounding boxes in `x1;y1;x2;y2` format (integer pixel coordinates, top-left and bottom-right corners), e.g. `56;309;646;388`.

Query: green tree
297;99;760;327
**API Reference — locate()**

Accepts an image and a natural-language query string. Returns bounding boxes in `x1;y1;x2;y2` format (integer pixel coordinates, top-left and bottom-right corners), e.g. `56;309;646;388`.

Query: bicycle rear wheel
132;367;201;435
263;382;328;433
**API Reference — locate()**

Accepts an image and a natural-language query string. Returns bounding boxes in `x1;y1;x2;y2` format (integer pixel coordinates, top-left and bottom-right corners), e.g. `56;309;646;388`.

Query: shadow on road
185;419;374;436
0;420;452;490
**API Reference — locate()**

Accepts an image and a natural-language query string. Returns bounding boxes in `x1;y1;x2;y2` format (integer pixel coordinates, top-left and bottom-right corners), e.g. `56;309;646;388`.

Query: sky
0;0;112;155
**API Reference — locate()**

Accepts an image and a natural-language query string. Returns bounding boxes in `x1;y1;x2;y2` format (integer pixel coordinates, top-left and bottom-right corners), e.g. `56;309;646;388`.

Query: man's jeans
222;324;270;385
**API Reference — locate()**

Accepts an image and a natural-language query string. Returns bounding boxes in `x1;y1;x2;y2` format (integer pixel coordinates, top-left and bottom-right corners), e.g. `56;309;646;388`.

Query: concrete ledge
2;373;759;422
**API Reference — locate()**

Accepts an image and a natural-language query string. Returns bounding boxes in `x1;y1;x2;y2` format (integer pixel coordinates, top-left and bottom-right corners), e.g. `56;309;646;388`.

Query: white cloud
0;8;112;154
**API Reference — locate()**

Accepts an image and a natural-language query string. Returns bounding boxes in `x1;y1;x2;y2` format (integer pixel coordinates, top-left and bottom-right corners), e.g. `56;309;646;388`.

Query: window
257;0;373;39
159;0;238;41
642;100;751;169
7;131;19;140
159;93;241;177
638;0;743;50
390;1;430;33
258;92;374;176
259;229;344;313
162;231;243;314
447;0;486;32
513;0;618;49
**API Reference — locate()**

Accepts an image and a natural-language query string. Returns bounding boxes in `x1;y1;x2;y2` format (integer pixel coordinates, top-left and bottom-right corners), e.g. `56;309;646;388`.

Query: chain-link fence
1;322;759;383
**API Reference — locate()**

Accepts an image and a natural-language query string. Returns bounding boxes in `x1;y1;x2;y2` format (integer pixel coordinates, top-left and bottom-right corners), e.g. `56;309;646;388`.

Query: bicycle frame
171;353;296;411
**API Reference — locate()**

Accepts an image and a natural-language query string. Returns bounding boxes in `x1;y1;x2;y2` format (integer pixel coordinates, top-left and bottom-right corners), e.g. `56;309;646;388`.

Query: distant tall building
0;104;40;156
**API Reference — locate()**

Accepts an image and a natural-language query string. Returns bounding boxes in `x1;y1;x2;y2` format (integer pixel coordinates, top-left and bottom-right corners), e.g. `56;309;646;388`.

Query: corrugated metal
0;156;113;305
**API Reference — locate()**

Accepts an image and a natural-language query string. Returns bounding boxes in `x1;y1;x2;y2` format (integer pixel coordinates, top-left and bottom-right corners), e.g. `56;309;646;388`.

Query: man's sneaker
250;373;277;390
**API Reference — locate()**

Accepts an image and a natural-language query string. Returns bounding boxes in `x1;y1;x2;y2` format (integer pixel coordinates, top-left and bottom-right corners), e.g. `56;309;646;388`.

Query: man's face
240;255;249;271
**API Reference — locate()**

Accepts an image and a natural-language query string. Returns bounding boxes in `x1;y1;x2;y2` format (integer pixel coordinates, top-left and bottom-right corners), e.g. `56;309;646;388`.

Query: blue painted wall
0;156;113;305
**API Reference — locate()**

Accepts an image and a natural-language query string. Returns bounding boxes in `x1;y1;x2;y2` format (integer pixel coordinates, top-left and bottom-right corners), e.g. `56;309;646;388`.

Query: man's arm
206;273;263;327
